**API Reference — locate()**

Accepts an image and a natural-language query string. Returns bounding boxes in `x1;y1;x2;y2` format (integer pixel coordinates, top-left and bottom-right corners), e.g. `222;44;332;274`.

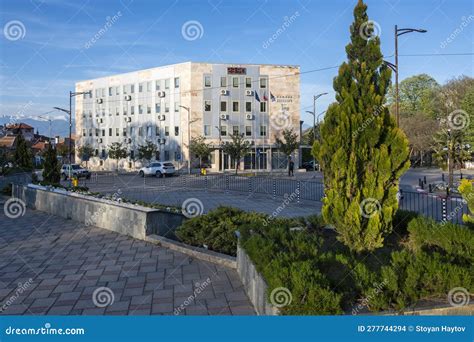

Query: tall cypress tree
313;0;410;253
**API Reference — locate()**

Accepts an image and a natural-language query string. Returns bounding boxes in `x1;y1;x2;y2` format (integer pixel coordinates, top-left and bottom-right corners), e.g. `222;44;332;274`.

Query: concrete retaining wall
237;245;278;316
12;184;184;240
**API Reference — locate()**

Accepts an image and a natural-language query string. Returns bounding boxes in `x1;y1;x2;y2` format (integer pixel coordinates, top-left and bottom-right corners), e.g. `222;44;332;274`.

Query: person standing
289;158;294;177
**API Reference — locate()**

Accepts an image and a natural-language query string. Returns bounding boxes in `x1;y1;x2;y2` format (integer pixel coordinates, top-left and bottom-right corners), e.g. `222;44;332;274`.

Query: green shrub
392;209;419;236
175;206;268;256
407;217;474;264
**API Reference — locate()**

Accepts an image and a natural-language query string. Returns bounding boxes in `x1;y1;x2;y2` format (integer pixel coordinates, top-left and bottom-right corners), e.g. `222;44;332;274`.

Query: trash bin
72;177;79;187
201;168;207;176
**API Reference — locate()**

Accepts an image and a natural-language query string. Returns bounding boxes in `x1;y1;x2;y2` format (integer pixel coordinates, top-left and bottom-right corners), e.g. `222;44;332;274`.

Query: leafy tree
388;74;439;114
189;136;213;168
42;144;60;184
432;128;470;189
400;114;438;166
77;144;94;168
57;143;75;162
137;140;157;162
275;128;299;162
312;0;410;253
221;133;251;174
107;142;128;170
14;134;33;169
461;85;474;145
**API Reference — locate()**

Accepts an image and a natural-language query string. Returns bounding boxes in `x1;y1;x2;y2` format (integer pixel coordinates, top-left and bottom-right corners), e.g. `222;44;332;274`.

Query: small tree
77;144;94;168
459;179;474;224
107;142;128;170
138;140;157;163
312;0;410;253
14;134;33;169
57;144;74;162
221;133;251;174
189;136;213;168
275;128;299;165
42;144;61;184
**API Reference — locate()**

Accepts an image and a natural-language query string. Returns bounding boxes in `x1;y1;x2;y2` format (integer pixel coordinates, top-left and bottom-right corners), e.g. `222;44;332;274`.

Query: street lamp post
394;26;427;127
179;105;191;174
311;93;328;171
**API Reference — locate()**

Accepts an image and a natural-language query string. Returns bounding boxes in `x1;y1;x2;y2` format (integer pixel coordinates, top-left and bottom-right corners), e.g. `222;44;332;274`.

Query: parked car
61;164;91;180
139;162;175;178
302;160;319;171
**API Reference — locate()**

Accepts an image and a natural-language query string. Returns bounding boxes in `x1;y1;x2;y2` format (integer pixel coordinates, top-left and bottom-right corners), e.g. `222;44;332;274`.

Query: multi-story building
75;62;300;172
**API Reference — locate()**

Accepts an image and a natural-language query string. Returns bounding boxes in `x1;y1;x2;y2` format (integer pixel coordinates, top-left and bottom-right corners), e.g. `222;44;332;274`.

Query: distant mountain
0;116;73;138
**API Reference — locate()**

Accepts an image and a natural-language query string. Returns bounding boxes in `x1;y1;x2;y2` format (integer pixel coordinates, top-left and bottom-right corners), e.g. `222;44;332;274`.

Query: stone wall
12;184;184;240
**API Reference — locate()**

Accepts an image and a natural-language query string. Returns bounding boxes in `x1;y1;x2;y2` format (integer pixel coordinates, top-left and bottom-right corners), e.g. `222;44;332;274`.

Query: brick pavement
0;202;255;316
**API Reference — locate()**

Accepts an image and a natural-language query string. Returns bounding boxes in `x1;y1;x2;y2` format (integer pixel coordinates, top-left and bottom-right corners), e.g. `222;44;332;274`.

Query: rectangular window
139;105;143;114
174;77;180;88
205;100;211;112
123;128;127;137
165;79;170;89
116;87;120;95
220;77;227;87
101;88;106;97
204;125;211;136
115;107;119;115
147;105;151;114
131;84;135;93
89;129;92;137
139;83;144;93
174;101;179;112
102;129;105;137
123;85;127;95
116;128;120;136
123;106;128;115
138;127;143;136
232;101;239;112
260;101;267;112
147;126;152;137
82;129;86;137
165;103;170;113
245;126;252;136
260;125;267;136
130;127;135;136
220;125;227;136
245;102;252;112
164;150;170;160
108;87;113;96
95;129;99;137
109;128;112;136
165;126;169;136
220;101;227;112
174;126;179;136
204;75;211;87
232;77;239;88
155;80;161;91
156;125;160;136
131;106;135;115
260;77;267;88
232;126;239;135
147;81;152;92
245;77;252;88
155;103;161;113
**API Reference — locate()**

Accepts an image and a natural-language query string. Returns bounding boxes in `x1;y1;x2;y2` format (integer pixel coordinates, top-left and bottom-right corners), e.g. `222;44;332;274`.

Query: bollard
420;182;424;190
418;178;422;187
429;184;432;193
460;172;463;180
442;173;445;181
423;176;426;184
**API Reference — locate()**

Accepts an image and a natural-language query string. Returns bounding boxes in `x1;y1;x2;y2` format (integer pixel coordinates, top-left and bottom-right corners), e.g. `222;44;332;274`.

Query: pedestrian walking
289;159;294;177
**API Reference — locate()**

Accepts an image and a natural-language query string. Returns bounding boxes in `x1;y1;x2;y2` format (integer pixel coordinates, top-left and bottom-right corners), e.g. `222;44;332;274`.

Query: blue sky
0;0;473;133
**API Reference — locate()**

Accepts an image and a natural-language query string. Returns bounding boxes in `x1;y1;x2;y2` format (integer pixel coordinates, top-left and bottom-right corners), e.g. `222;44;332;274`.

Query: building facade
75;62;300;171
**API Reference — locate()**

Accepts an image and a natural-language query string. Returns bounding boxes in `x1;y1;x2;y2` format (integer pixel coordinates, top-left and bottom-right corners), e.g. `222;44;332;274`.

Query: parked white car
61;164;91;180
138;162;175;178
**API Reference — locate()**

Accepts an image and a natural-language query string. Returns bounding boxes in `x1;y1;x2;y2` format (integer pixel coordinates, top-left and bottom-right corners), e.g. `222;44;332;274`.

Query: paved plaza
0;201;255;316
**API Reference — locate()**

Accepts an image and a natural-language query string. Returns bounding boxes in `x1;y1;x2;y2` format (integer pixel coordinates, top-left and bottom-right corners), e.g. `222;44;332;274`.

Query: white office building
75;62;300;172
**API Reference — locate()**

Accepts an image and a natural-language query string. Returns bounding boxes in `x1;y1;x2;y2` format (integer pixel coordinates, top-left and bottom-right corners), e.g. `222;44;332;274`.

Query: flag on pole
263;91;268;101
270;92;276;102
254;91;260;102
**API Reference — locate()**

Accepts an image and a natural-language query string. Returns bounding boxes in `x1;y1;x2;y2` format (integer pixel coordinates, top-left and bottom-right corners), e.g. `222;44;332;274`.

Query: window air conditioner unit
245;90;254;96
157;91;166;98
245;114;254;120
124;95;132;101
98;138;103;143
159;115;166;121
124;138;131;143
125;117;131;122
96;118;103;124
96;98;103;104
220;114;229;120
159;138;166;144
220;89;229;96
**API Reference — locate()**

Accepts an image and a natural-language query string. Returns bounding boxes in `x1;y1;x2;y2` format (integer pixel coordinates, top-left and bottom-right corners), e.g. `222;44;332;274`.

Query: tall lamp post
179;105;198;175
54;90;91;178
310;93;328;171
305;110;326;171
394;26;427;126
